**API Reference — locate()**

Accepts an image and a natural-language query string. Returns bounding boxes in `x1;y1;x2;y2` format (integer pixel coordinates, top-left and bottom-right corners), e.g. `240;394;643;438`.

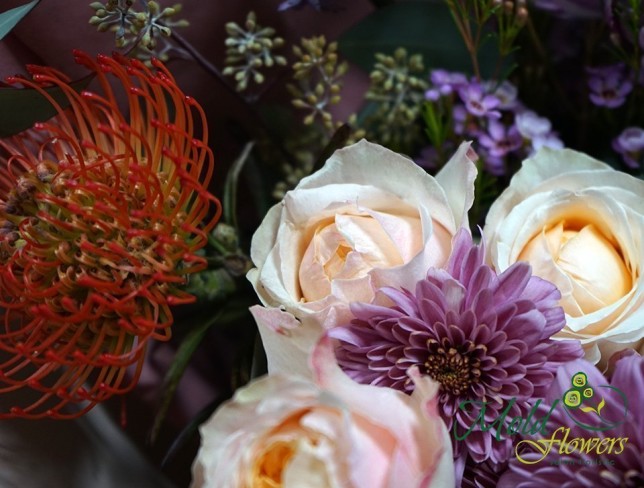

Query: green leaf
160;394;229;468
0;75;92;137
148;302;250;444
0;0;40;41
339;1;498;77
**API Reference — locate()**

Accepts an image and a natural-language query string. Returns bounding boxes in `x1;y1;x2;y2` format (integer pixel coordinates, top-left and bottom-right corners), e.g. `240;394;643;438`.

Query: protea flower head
331;229;583;465
0;52;220;418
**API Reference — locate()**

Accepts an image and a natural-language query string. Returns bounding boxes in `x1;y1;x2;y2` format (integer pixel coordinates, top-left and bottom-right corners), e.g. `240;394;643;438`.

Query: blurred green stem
369;0;395;7
525;17;576;117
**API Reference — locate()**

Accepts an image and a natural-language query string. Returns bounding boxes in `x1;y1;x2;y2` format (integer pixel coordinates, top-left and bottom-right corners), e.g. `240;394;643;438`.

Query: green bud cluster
364;48;428;153
223;11;287;92
287;36;348;132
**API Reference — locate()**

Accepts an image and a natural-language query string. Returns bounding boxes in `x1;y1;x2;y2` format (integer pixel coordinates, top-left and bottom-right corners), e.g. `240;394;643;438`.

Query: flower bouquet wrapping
0;0;642;487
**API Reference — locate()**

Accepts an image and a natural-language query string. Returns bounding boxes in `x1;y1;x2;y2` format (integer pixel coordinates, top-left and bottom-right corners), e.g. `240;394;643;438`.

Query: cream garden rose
247;140;477;375
190;338;454;488
484;147;643;364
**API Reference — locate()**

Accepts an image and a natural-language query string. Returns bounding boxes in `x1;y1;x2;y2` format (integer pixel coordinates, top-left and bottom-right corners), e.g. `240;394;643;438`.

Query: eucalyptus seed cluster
223;11;287;92
288;36;348;132
364;48;428;152
89;0;187;59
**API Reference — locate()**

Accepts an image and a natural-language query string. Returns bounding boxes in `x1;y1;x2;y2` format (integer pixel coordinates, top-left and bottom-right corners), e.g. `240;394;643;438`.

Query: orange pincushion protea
0;51;220;419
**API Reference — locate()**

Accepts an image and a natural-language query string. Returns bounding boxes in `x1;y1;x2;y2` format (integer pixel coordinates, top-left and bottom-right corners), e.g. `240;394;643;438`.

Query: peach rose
484;147;643;365
190;338;454;488
248;140;477;375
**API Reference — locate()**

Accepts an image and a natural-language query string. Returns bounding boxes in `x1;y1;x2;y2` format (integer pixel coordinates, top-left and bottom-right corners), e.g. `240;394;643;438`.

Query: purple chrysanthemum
498;353;644;487
331;229;583;464
462;458;506;488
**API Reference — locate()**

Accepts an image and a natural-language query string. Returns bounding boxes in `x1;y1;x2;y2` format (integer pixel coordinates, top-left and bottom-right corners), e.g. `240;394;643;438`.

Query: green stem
369;0;395;7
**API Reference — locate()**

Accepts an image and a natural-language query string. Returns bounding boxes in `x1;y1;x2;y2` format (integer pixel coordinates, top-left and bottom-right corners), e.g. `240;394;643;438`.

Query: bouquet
0;0;642;487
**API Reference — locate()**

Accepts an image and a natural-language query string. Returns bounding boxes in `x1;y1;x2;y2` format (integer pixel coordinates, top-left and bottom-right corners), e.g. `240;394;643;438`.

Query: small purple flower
429;69;468;96
478;149;506;176
515;111;552;139
485;80;519;110
479;120;523;158
331;229;583;465
458;83;502;119
453;105;469;136
533;0;603;18
587;64;633;108
498;354;644;487
515;111;564;154
415;145;442;170
613;126;644;169
277;0;340;11
531;133;564;152
424;88;442;101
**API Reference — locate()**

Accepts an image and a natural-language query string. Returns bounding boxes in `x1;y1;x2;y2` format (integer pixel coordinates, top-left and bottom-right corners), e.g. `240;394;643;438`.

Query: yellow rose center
250;409;333;487
253;441;295;488
298;211;422;302
518;221;632;315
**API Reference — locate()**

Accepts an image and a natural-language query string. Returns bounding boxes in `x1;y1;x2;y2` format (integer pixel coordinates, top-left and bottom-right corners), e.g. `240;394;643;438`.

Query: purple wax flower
515;111;564;154
453;105;469;136
531;133;564;152
426;70;468;101
612;126;644;169
425;88;442;101
515;111;552;139
415;145;442;170
479;120;523;158
485;80;519;110
498;354;644;487
277;0;340;11
587;64;633;108
478;149;506;176
458;83;502;119
532;0;603;18
430;69;468;96
331;229;583;465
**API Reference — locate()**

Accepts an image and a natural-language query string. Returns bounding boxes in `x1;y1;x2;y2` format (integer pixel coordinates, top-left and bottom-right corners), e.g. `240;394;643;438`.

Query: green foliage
339;1;498;77
149;302;251;444
422;100;453;160
0;76;92;138
0;0;40;41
